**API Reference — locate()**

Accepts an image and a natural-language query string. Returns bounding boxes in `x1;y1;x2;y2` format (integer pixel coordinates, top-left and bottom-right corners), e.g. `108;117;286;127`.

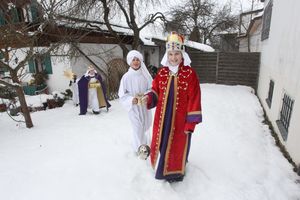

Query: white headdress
126;50;153;86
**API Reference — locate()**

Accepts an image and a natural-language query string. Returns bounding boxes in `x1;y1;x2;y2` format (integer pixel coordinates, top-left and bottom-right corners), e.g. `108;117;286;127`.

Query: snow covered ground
0;84;299;200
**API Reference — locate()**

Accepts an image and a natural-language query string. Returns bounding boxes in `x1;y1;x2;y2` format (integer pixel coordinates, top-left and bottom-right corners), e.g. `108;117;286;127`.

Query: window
23;1;39;23
144;51;150;67
0;6;25;25
261;0;273;41
30;1;39;23
0;9;5;25
28;53;53;74
266;79;274;108
16;7;24;22
276;93;294;141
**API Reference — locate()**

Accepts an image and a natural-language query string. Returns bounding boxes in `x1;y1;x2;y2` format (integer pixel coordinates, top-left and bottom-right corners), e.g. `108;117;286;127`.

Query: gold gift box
89;82;101;88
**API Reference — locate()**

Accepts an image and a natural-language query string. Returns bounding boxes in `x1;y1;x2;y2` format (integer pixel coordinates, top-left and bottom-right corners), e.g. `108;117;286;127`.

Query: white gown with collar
118;67;152;152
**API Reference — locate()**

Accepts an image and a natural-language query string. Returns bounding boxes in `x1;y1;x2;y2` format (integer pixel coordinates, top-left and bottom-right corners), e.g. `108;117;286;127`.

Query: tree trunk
16;86;33;128
132;32;140;50
190;27;202;43
11;71;33;128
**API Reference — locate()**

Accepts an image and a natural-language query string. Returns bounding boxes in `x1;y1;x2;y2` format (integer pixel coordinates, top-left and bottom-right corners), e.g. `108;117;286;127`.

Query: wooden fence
187;51;260;91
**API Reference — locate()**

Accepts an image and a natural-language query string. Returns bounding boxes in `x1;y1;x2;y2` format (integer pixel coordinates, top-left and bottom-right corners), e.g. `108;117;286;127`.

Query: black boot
166;175;184;183
92;110;100;115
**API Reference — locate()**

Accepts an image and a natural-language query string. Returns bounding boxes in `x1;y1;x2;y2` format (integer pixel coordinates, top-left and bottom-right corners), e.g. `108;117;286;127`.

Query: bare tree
0;0;70;128
57;0;166;56
167;0;238;46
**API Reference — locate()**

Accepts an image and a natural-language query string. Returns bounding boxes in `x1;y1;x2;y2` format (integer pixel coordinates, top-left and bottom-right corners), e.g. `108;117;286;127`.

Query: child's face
167;50;182;66
88;70;95;76
130;57;141;70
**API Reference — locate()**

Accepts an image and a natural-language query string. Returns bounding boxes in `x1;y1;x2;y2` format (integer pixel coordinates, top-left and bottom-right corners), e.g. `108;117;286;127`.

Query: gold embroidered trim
164;133;189;176
152;75;172;168
163;75;178;175
187;111;202;115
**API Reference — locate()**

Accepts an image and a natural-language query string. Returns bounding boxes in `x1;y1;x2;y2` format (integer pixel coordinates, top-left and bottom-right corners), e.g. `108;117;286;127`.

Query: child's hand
132;97;138;105
141;95;148;104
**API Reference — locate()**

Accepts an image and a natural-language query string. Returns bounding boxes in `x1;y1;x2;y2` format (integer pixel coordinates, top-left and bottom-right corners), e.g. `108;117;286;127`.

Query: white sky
157;0;263;15
218;0;264;13
1;84;300;200
138;0;264;39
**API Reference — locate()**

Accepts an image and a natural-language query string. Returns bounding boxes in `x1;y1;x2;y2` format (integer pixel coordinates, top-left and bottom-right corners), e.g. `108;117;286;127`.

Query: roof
237;15;263;39
151;37;215;52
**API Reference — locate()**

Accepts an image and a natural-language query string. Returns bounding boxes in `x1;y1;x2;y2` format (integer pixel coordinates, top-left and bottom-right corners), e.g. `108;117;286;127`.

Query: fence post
215;52;219;83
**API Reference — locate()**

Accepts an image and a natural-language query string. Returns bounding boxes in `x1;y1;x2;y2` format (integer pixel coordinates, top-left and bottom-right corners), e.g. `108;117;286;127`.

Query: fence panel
188;51;260;91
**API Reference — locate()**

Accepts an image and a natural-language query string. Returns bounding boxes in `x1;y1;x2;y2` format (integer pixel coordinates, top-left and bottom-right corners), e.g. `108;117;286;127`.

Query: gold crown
167;32;184;44
166;32;185;52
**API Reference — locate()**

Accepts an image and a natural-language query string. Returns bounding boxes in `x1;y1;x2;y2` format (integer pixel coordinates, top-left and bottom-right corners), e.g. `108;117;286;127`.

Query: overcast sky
139;0;264;38
162;0;263;14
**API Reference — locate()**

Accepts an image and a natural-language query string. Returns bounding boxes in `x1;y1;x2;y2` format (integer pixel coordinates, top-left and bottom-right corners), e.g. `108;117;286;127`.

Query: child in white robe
118;50;153;154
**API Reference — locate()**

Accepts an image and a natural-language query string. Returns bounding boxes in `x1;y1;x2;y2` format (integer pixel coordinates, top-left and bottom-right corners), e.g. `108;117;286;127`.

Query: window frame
266;79;274;108
276;93;294;141
28;53;53;74
261;0;273;41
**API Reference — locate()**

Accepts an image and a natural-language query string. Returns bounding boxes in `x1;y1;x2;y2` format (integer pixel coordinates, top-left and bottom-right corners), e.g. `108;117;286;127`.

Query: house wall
71;43;159;78
22;43;160;94
249;20;262;52
257;0;300;165
47;45;72;93
239;39;249;52
19;45;72;94
71;43;125;78
239;20;262;52
140;46;159;68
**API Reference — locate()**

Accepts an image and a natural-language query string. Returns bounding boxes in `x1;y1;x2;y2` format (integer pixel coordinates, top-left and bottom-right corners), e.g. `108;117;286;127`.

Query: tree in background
166;0;238;48
57;0;166;56
0;0;68;128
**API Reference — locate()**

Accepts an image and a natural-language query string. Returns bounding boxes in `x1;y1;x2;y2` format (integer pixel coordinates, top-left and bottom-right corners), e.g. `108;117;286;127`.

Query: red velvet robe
147;61;202;177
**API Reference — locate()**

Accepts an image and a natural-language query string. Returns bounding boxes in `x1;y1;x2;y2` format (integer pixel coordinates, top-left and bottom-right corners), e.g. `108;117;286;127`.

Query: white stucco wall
249;22;262;52
71;43;159;78
239;22;262;52
140;46;160;67
239;38;249;52
20;45;72;93
71;43;126;78
47;54;72;93
21;43;160;94
257;0;300;165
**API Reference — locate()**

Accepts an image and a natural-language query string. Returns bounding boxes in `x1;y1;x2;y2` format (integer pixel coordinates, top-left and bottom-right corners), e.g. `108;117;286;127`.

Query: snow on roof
151;36;215;52
140;37;156;46
55;18;214;51
185;40;215;52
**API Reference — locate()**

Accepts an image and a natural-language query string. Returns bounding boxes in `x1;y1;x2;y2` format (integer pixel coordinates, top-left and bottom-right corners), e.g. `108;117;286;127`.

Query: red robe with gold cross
146;61;202;178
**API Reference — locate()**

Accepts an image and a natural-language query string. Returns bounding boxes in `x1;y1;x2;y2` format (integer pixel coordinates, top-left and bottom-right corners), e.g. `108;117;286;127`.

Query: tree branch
0;80;19;89
139;12;165;31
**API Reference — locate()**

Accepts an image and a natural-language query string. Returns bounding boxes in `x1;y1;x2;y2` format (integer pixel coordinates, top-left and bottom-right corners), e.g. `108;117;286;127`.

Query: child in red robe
144;32;202;182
